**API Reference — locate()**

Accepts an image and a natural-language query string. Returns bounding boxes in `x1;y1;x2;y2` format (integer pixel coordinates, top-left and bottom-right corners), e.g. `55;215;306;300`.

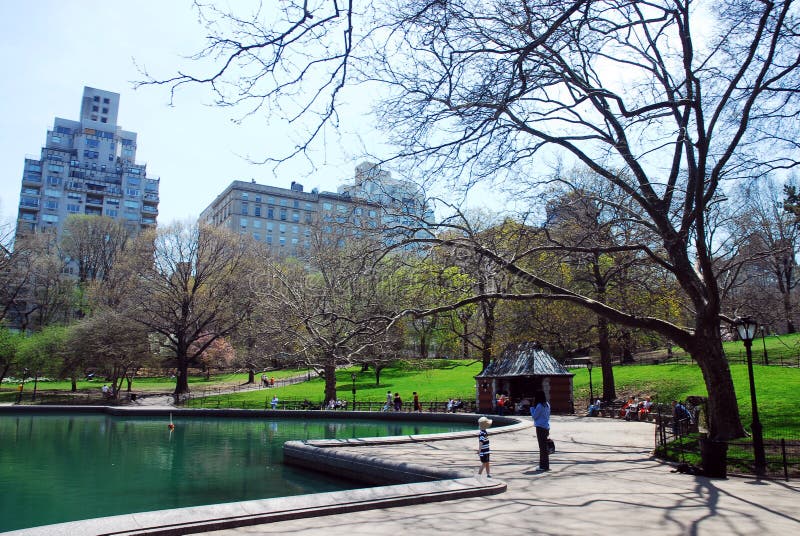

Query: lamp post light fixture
586;361;594;407
351;372;357;410
735;316;767;478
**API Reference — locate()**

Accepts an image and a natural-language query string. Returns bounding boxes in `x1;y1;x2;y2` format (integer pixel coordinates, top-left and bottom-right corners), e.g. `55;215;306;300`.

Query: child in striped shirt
477;416;493;478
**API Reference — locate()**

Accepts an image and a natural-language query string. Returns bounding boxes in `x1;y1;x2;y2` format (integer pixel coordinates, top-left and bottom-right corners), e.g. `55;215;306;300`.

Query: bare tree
143;0;800;439
121;223;255;395
61;215;132;283
248;227;398;403
727;178;799;333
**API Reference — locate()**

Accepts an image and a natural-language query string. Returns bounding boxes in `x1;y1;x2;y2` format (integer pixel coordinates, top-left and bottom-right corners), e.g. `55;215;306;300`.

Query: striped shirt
479;429;490;455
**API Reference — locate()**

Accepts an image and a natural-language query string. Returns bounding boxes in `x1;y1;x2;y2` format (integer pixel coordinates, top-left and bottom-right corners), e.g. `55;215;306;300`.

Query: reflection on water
0;414;469;531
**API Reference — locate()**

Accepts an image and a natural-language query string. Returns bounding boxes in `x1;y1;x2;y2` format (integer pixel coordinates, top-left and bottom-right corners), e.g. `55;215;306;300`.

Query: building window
44;189;61;197
93;96;100;102
42;214;59;223
105;209;118;217
125;188;140;197
100;117;107;123
103;97;109;104
266;235;273;244
369;210;377;217
293;200;300;208
292;212;300;222
280;209;287;221
323;202;332;211
291;237;299;245
279;236;286;246
267;208;274;219
253;220;261;229
253;232;260;241
67;204;80;213
305;202;313;210
279;223;286;233
266;222;274;231
124;200;139;209
242;192;249;199
102;107;108;114
92;105;99;112
241;202;248;215
279;199;288;207
292;225;299;234
240;218;248;228
48;164;64;173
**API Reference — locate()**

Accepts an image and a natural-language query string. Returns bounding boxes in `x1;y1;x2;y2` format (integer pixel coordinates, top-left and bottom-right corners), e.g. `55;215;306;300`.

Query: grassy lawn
666;332;800;366
570;364;799;438
187;359;483;408
0;369;306;403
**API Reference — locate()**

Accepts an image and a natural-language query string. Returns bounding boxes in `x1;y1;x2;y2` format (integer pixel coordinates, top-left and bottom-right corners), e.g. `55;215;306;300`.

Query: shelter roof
475;342;572;378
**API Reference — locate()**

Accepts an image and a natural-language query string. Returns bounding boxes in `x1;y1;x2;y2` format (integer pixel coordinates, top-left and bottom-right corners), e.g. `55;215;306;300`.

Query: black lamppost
586;361;594;407
16;368;28;404
735;316;767;477
760;326;769;365
350;372;357;410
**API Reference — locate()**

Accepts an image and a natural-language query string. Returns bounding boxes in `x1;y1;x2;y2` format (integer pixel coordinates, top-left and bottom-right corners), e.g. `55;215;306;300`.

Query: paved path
199;416;799;536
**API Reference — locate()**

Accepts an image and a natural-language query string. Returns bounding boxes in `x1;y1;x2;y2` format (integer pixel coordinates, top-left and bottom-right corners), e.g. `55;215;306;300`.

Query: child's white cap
478;416;493;429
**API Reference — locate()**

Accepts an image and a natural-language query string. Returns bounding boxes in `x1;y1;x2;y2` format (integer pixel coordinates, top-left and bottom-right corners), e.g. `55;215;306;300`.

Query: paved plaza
199;416;799;536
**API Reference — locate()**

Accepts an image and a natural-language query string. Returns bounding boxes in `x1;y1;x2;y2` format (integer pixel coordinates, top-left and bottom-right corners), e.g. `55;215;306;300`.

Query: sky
0;1;396;228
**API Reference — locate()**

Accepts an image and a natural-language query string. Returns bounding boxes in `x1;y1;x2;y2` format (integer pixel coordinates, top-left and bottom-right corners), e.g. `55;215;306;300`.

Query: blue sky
0;1;388;227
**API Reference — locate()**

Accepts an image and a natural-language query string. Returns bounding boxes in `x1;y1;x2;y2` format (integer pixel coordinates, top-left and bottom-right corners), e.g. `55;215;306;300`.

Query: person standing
271;395;279;409
477;416;493;478
531;390;551;472
393;392;403;412
413;391;422;412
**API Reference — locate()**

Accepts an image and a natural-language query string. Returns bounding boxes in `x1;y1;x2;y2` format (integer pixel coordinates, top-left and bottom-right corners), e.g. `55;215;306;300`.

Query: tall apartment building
338;161;435;248
200;162;433;257
16;87;159;238
199;178;382;258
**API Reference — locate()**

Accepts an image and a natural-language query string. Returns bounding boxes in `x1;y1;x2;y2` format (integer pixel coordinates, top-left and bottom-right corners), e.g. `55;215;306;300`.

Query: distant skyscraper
15;86;160;238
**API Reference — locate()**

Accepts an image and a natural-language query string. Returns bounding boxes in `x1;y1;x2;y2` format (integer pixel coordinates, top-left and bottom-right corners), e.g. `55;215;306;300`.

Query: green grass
570;364;800;438
665;332;800;366
186;359;483;408
0;369;306;400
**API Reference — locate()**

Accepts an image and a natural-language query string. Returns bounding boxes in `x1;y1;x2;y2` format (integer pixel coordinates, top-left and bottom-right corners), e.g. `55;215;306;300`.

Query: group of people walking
382;390;424;412
478;390;551;478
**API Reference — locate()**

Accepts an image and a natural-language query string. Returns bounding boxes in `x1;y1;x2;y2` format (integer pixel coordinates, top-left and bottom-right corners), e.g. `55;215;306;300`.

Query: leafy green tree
16;326;68;400
0;327;23;385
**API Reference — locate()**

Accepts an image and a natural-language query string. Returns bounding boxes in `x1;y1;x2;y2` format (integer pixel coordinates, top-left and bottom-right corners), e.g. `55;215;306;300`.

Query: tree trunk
174;359;190;394
782;290;795;334
71;376;78;392
688;320;746;440
597;315;615;402
323;361;337;403
246;367;255;384
480;300;496;371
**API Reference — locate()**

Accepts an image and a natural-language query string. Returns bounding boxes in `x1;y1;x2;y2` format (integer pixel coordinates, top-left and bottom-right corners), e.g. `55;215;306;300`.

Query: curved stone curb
4;478;506;536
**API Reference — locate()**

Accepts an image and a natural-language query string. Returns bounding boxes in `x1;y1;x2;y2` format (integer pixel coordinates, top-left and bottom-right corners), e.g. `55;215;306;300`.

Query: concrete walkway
199;416;798;536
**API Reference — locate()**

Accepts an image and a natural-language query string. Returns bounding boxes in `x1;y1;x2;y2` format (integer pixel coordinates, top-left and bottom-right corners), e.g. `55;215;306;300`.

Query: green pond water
0;413;471;532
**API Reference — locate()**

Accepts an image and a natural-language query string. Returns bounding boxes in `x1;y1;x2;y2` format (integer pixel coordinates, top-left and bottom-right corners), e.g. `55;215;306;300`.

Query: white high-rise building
338;161;434;249
15;87;160;238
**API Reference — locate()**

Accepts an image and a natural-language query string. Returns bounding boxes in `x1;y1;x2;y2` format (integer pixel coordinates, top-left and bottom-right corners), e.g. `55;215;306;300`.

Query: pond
0;413;472;532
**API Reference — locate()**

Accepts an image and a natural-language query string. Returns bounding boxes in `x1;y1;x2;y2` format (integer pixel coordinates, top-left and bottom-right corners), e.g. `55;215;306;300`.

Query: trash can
700;438;728;478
